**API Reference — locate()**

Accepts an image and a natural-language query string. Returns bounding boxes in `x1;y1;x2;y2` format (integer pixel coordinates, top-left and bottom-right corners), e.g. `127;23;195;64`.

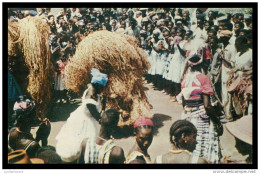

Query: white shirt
193;27;208;41
233;49;252;70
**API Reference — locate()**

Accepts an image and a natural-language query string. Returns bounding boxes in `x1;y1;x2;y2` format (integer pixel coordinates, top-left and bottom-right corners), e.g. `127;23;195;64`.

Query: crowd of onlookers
8;8;253;120
8;7;253;164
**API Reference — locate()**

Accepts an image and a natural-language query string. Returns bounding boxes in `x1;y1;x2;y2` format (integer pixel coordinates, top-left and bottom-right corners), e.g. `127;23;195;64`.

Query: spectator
155;120;208;163
126;117;154;164
80;109;125;164
55;68;108;163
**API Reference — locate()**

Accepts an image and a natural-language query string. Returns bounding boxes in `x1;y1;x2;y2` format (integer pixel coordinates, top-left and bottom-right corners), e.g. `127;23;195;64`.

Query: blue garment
91;68;108;86
8;70;23;102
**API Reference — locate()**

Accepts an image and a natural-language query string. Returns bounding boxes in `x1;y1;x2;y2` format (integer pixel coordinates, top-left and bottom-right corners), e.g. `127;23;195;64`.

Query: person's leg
165;80;170;94
175;83;181;97
222;82;233;121
158;75;163;90
151;75;155;86
146;74;150;83
57;90;62;104
170;82;176;102
144;73;148;81
162;78;168;92
170;81;175;96
148;74;152;84
175;83;182;104
63;90;69;104
154;75;159;89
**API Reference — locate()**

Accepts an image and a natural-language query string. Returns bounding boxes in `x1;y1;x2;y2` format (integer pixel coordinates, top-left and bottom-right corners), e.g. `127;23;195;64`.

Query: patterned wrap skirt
181;104;222;163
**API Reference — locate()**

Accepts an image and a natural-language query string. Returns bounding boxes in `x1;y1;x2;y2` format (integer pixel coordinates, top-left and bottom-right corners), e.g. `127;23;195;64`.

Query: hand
54;46;60;52
168;37;173;43
158;42;163;49
215;122;223;136
66;43;72;49
35;118;51;145
220;156;238;164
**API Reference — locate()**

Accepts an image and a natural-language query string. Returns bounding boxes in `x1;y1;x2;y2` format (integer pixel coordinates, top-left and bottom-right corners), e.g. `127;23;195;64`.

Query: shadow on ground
143;87;149;91
152;113;172;136
45;101;81;122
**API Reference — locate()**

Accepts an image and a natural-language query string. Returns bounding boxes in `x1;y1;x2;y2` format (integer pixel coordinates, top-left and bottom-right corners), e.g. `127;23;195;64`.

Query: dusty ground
29;8;247;162
31;82;247;163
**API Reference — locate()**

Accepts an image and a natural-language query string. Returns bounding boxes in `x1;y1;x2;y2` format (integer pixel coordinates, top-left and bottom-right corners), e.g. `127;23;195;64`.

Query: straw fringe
65;31;152;126
8;16;53;119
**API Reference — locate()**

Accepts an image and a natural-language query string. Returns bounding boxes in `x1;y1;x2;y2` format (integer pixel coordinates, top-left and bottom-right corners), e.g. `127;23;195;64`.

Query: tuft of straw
65;30;152;126
8;16;54;120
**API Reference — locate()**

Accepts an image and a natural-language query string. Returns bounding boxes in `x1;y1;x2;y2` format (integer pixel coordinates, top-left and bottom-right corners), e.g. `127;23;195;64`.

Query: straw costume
8;16;53;120
65;30;152;126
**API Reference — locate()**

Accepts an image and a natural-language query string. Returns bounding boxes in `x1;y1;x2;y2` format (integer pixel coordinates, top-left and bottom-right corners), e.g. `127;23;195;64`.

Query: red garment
203;44;212;60
181;73;213;96
196;73;213;95
57;60;67;75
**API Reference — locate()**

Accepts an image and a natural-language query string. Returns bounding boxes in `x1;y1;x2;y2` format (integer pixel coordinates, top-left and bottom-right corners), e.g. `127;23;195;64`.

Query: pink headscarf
134;117;153;128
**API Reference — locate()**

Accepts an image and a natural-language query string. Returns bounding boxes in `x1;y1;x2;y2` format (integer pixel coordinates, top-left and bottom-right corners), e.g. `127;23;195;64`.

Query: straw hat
8;150;44;164
225;115;252;145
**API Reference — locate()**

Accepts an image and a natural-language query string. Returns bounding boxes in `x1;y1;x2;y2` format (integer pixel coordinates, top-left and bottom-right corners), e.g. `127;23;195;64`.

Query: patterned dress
180;71;222;163
84;139;116;164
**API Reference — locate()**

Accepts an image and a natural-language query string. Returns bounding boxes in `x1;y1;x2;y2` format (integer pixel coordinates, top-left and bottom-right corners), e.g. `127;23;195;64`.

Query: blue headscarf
91;68;108;86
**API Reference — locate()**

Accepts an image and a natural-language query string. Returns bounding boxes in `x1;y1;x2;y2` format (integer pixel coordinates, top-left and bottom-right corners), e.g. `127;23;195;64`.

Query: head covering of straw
134;116;153;128
91;68;108;86
65;31;152;126
8;16;53;120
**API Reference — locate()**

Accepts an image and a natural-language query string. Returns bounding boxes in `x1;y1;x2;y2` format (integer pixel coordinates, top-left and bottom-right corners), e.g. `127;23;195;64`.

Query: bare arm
87;104;101;123
221;57;233;68
202;94;220;124
177;44;186;57
202;94;223;136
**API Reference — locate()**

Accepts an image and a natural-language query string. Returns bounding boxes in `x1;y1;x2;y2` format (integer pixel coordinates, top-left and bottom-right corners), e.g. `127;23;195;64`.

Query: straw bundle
65;30;152;126
8;16;53;120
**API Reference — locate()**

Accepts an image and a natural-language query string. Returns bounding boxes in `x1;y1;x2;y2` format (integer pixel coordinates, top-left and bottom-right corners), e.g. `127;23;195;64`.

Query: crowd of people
8;7;253;165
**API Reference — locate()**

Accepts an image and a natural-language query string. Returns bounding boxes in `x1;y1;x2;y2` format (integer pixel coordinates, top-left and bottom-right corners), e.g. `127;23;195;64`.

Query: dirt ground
31;83;247;163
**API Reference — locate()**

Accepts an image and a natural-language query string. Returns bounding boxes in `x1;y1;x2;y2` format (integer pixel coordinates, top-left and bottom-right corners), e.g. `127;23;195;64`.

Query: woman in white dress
55;68;108;163
150;29;163;88
168;28;189;102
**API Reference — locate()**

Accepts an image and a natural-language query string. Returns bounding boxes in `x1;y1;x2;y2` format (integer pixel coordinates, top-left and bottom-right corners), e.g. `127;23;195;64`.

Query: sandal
170;97;177;102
